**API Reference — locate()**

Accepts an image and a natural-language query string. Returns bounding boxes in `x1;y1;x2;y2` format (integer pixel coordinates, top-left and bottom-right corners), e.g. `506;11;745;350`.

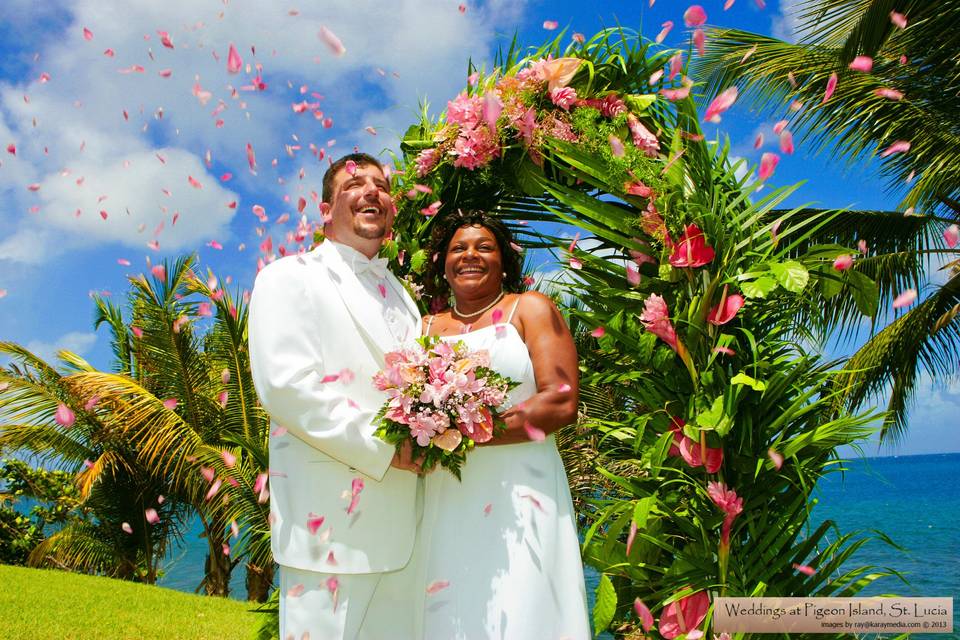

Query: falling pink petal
880;140;910;157
55;403;76;428
848;56;873;72
724;0;735;9
758;152;779;181
668;52;683;80
131;326;143;338
377;284;387;298
740;44;757;63
569;257;583;270
634;598;655;633
287;584;305;598
205;478;222;501
254;472;269;494
246;143;257;172
626;520;637;556
221;450;237;468
557;383;572;393
609;134;625;157
704;86;738;122
713;345;735;356
793;563;816;576
890;11;907;29
874;87;903;100
858;239;869;255
523;421;546;442
491;308;504;324
346;477;364;514
522;493;546;512
590;326;606;338
319;26;346;56
626;264;641;286
426;580;450;595
158;69;172;78
833;254;853;270
779;130;794;155
162;398;178;410
226;44;242;73
683;5;707;27
753;133;764;149
655;21;673;44
768;448;784;470
542;20;559;30
822;72;837;102
200;466;216;483
648;69;664;85
773;119;788;135
483;502;492;515
83;27;94;41
27;183;41;192
6;143;14;155
145;508;160;525
187;175;202;189
121;522;133;534
483;91;503;131
892;289;917;309
307;512;325;535
693;28;705;56
458;3;466;13
944;224;959;248
158;31;174;49
84;395;100;411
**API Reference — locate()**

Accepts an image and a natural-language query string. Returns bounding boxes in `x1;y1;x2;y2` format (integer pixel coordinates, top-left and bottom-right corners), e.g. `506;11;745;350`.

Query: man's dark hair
322;153;384;204
424;210;526;306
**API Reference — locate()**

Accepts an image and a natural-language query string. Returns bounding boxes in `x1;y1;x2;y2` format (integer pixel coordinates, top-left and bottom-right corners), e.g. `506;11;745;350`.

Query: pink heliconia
55;403;76;428
823;72;838;102
758;152;779;181
944;224;959;249
634;597;655;633
668;224;715;268
226;44;242;74
892;288;917;309
704;86;738;122
707;293;745;326
683;5;707;27
848;56;873;72
640;294;679;352
659;589;710;639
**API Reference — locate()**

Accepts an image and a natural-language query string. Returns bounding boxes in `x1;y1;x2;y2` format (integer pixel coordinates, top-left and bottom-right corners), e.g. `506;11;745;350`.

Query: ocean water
159;454;958;635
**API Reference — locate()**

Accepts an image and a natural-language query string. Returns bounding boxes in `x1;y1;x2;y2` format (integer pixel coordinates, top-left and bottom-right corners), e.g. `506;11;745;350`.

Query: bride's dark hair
423;210;526;308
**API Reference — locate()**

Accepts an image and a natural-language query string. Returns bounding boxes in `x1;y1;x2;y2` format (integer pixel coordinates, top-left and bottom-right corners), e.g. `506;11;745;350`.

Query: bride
413;210;590;639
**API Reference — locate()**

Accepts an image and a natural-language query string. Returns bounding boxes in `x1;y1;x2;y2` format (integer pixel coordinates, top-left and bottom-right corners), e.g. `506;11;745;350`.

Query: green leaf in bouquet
592;573;617;636
741;275;777;298
381;238;399;261
769;260;809;293
696;395;732;435
409;249;428;274
624;93;657;114
731;372;766;391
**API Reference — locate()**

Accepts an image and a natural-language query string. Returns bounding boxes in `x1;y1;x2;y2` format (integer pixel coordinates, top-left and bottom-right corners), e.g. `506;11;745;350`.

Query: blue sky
0;0;955;455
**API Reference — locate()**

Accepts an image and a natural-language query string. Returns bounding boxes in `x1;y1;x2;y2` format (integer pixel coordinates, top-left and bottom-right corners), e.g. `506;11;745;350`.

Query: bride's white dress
413;316;590;640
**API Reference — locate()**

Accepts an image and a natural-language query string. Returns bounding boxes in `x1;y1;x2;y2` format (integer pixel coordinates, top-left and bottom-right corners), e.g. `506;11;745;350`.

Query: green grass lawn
0;564;260;639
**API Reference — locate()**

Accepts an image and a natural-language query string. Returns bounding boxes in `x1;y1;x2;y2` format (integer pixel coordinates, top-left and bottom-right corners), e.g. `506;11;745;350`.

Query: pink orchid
707;291;744;325
627;115;660;157
640;294;678;351
704;87;738;122
669;224;715;268
659;589;710;639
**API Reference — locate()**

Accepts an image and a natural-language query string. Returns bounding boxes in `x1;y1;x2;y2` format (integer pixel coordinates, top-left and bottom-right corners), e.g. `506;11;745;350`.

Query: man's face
324;163;395;251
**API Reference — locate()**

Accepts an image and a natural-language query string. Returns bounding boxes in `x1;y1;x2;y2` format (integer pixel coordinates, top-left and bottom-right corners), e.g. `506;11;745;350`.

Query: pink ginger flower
707;480;743;546
625;181;654;198
659;589;710;639
549;86;578;110
641;204;668;241
600;94;627;118
640;294;678;351
415;148;439;177
668;224;716;268
627;114;660;157
546;116;578;142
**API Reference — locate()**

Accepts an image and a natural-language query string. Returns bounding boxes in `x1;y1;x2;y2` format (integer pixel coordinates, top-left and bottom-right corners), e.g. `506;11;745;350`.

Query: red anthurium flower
669;224;715;268
659;589;710;639
707;290;744;325
667;418;724;473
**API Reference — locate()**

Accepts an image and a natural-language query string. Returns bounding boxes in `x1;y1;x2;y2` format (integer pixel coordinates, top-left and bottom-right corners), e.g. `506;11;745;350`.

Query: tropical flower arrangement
372;336;518;478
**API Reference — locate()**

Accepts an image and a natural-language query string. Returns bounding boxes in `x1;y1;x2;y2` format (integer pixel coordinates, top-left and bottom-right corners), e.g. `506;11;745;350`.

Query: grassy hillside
0;564;260;639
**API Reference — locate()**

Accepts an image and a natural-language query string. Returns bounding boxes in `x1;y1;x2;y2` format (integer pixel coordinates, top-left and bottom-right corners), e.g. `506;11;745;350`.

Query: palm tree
66;257;274;600
695;0;960;441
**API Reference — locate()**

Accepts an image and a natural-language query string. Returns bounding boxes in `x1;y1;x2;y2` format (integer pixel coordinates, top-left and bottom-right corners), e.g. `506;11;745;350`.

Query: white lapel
312;240;399;358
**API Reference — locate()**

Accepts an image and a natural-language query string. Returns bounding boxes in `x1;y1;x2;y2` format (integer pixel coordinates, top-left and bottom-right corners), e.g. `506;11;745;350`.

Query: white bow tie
354;256;389;279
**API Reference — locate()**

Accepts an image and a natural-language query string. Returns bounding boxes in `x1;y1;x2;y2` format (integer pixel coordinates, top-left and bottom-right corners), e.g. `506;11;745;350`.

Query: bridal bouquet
373;336;517;478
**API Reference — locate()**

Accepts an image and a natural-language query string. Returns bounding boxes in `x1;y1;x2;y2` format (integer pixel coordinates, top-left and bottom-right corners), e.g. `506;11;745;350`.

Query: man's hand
389;439;424;474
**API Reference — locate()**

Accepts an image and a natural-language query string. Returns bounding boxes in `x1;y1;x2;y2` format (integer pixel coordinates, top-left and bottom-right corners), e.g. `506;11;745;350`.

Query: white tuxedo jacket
249;240;421;574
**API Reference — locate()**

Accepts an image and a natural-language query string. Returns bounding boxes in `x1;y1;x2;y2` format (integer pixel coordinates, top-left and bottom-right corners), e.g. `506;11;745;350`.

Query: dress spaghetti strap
424;315;435;336
505;295;522;323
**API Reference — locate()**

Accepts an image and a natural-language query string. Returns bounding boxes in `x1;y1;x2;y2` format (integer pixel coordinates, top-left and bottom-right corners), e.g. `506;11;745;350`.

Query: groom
249;153;423;639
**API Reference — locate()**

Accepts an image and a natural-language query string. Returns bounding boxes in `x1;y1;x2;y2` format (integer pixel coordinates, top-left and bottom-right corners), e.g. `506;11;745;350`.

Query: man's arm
248;260;396;480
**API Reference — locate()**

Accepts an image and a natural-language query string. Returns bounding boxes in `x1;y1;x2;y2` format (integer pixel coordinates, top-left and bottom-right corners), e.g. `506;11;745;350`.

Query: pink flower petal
569;257;583;270
768;447;784;470
319;26;346;56
226;44;242;74
758;152;779;181
145;508;160;525
542;20;559;30
162;398;178;410
558;383;572;393
221;450;237;468
626;520;637;556
287;583;305;598
483;503;492;516
779;130;794;155
307;512;325;535
693;28;705;56
944;224;959;249
523;421;546;442
704;86;738;122
655;21;673;44
880;140;910;157
874;87;903;100
187;175;202;189
683;5;707;27
55;403;76;428
890;11;907;29
822;72;837;102
626;264;641;286
773;119;788;135
793;563;816;576
590;326;606;338
82;28;94;41
205;478;222;501
121;522;133;534
634;597;655;632
848;56;873;73
892;289;917;309
713;345;735;356
426;580;450;595
753;133;764;149
246;143;257;173
833;254;853;270
83;395;100;411
609;134;625;157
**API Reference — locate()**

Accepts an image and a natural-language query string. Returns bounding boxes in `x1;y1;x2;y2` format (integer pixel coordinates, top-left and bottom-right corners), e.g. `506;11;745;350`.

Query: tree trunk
245;561;275;602
200;517;232;597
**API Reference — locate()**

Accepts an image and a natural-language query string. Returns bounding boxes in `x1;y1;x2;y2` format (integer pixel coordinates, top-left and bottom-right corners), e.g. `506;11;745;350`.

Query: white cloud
24;330;97;364
770;0;808;43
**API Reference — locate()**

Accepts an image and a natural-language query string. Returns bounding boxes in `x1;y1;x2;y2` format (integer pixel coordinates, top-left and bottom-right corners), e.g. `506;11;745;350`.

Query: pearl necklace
453;290;505;320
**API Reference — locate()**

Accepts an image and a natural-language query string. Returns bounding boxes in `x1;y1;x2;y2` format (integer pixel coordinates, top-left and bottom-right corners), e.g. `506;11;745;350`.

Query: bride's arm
484;292;580;446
